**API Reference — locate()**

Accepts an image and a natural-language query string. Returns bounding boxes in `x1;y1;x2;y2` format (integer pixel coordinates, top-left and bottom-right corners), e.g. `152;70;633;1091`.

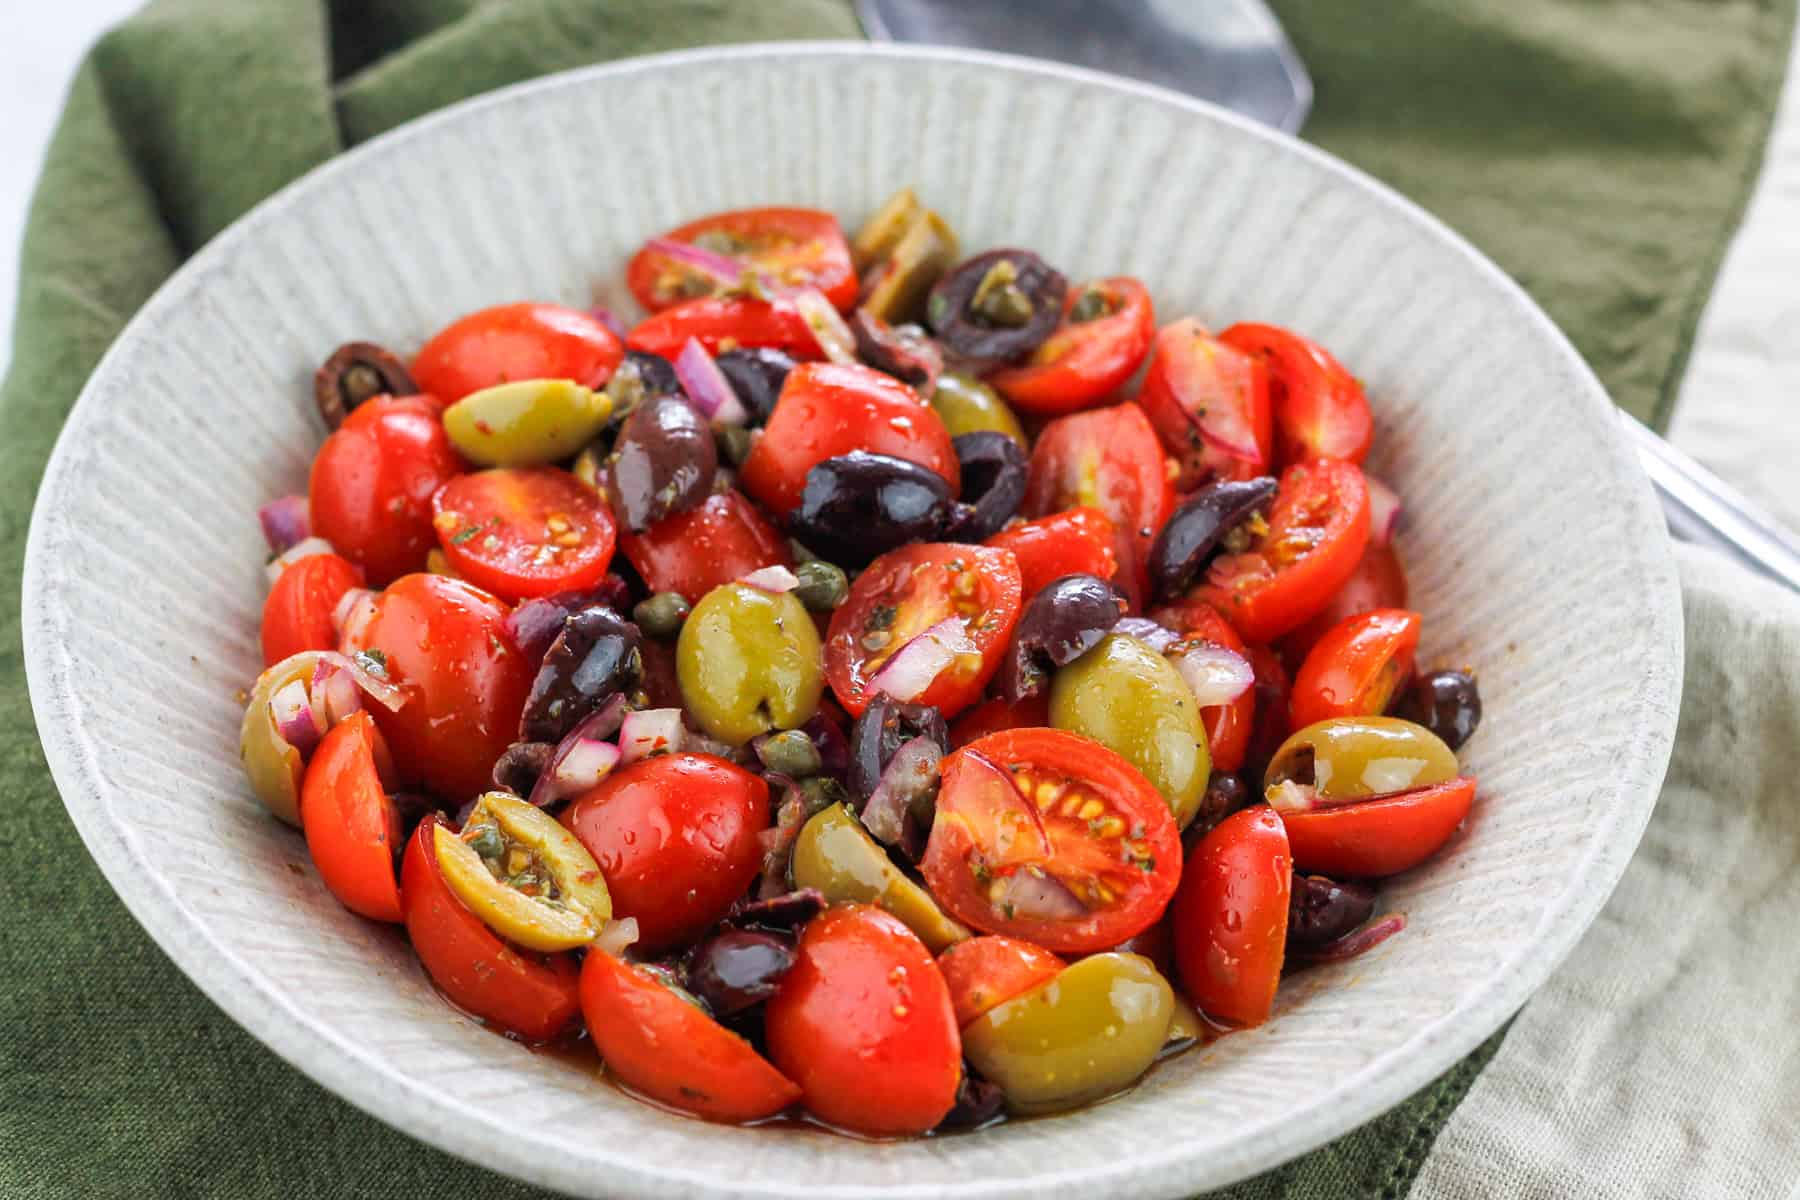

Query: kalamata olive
492;741;555;798
848;694;949;800
607;391;717;532
1287;873;1377;948
997;573;1126;703
1184;771;1251;847
715;346;797;425
724;887;827;932
937;1068;1006;1131
1148;477;1279;600
851;309;944;391
1392;669;1483;750
945;432;1028;542
926;248;1068;363
519;606;644;742
788;451;952;565
685;929;796;1017
624;349;682;399
314;341;416;429
503;577;634;661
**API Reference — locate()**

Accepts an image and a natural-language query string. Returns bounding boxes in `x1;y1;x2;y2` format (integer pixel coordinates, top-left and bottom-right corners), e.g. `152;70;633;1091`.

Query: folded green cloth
0;2;1791;1198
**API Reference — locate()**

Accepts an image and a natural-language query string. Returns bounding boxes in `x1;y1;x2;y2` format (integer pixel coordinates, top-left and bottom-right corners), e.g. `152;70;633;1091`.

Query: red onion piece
309;660;364;728
1366;475;1403;547
553;738;621;794
620;708;685;764
263;536;336;584
992;868;1087;921
674;337;750;426
528;695;631;807
645;236;760;290
739;564;799;594
589;305;629;340
1114;617;1180;654
331;588;379;646
1291;913;1406;965
258;495;310;555
314;650;405;711
1172;642;1254;708
860;737;942;846
868;617;977;703
270;680;322;758
790;288;859;366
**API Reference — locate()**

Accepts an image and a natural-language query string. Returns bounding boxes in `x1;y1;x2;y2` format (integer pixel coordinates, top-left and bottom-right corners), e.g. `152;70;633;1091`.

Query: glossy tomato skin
309;395;467;586
401;815;581;1041
617;490;791;605
431;466;616;603
300;711;403;922
948;693;1052;750
1290;608;1422;730
1220;323;1372;469
740;362;958;517
627;206;857;312
1172;805;1291;1027
984;507;1118;601
262;552;362;667
579;949;801;1123
560;754;768;954
1152;600;1254;775
345;574;534;803
1138;318;1273;489
1283;776;1475;878
412;302;623;404
988;278;1156;415
626;297;824;361
765;905;961;1136
937;935;1064;1027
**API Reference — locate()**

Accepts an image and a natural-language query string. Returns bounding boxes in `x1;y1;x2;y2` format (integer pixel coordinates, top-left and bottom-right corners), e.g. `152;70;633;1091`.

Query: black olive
685;930;796;1017
504;577;634;661
723;887;827;933
492;741;556;798
1392;669;1482;750
850;309;943;390
1287;873;1377;949
926;248;1068;364
1148;477;1279;600
519;606;644;743
1183;771;1251;848
937;1068;1006;1131
788;452;952;565
944;432;1027;542
314;341;417;430
997;574;1127;703
607;392;717;532
624;349;682;399
715;347;797;425
848;694;949;801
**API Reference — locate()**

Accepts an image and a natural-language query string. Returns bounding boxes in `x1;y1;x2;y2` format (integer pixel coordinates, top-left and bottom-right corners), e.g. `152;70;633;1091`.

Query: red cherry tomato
627;206;857;312
309;395;467;586
1103;916;1174;976
344;574;534;803
824;543;1022;719
261;552;362;667
1279;541;1410;668
1242;642;1293;776
1195;457;1371;643
936;935;1064;1027
1220;323;1372;468
983;507;1118;601
430;467;616;603
1151;600;1254;775
412;302;623;404
1172;805;1291;1027
560;754;768;954
1283;776;1476;878
1289;608;1422;729
739;362;958;517
579;949;801;1123
616;490;791;605
1138;318;1273;489
988;278;1156;415
300;711;402;922
948;693;1051;750
764;905;961;1136
1022;403;1173;610
921;729;1181;954
400;815;581;1041
625;296;824;361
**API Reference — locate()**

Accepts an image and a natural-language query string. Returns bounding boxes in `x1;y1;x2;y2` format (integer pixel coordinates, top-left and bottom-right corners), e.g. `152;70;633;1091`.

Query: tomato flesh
1138;318;1273;489
1220;323;1372;469
988;278;1156;415
300;711;403;923
984;507;1118;601
617;490;791;606
262;552;362;667
1289;608;1422;729
937;935;1064;1027
1172;805;1290;1027
432;466;616;603
627;206;857;312
1283;776;1475;878
412;302;623;404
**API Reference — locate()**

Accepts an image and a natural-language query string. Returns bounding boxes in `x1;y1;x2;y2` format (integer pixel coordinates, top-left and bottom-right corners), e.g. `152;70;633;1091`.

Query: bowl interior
22;43;1680;1200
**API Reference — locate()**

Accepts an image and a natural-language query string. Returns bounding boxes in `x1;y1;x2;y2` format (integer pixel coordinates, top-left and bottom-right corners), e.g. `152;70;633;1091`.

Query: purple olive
503;577;633;661
519;606;643;743
724;887;827;933
1184;771;1251;846
789;451;952;565
937;1068;1006;1130
491;741;555;797
1148;477;1278;600
685;929;797;1017
926;249;1068;364
1392;669;1482;750
1287;873;1378;949
997;573;1126;703
848;694;948;801
944;432;1027;542
314;341;417;430
607;391;717;532
715;347;796;425
851;309;943;391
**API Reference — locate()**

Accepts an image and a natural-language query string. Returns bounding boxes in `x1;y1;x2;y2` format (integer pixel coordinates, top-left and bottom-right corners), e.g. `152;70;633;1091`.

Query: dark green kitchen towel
0;2;1790;1197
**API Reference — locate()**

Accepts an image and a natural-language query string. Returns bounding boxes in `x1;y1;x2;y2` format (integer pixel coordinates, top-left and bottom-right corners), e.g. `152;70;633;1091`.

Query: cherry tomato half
937;935;1064;1027
617;490;791;606
400;815;581;1041
626;296;824;361
1290;608;1421;730
824;543;1022;719
431;466;616;603
1152;600;1254;775
1220;323;1372;469
1282;776;1476;879
988;278;1156;415
1172;805;1290;1027
412;302;623;404
1279;540;1410;668
1138;318;1273;489
627;206;857;312
262;552;362;667
300;711;402;922
948;693;1052;750
1242;642;1293;777
765;905;962;1136
983;507;1118;601
922;728;1182;954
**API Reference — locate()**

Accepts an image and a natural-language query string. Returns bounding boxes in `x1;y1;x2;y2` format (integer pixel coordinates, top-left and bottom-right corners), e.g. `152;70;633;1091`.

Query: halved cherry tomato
344;573;534;803
1195;457;1370;643
937;935;1064;1027
948;693;1051;750
580;948;801;1123
984;507;1118;601
262;552;362;667
400;815;580;1041
1152;600;1253;774
764;905;961;1136
988;278;1155;415
309;395;467;586
617;490;791;605
922;729;1181;953
1279;540;1410;668
626;296;824;361
824;543;1022;719
300;711;402;922
1138;318;1273;489
1220;323;1372;468
412;302;623;404
1242;642;1293;776
627;206;857;312
1282;776;1475;879
431;466;616;603
1290;608;1421;730
1022;403;1173;610
1172;805;1290;1027
739;362;957;517
560;754;768;954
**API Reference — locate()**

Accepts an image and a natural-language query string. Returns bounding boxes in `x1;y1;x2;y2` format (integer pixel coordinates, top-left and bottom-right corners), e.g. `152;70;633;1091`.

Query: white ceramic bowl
22;43;1681;1199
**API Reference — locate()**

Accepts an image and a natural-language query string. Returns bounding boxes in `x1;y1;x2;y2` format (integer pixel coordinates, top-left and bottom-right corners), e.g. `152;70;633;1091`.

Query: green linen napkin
0;2;1791;1197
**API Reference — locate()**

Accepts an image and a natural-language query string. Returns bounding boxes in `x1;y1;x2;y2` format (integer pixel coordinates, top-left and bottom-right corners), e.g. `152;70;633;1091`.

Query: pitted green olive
442;379;612;466
861;210;960;325
790;803;969;952
675;583;823;744
435;791;611;952
239;651;327;826
1265;716;1458;801
929;373;1026;445
851;187;924;269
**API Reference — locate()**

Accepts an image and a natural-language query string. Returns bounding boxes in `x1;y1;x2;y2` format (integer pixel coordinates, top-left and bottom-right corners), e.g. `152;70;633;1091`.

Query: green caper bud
971;259;1034;328
466;823;505;861
799;775;849;816
793;560;849;612
692;229;742;255
761;729;823;779
1068;286;1116;324
716;424;755;466
633;591;692;639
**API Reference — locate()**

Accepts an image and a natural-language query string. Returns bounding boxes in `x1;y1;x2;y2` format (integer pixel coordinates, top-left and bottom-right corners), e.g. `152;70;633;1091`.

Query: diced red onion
757;787;808;899
258;495;310;555
790;288;859;366
315;650;405;711
264;536;336;584
271;679;322;758
860;737;942;846
589;305;629;340
1291;913;1407;965
528;696;631;807
594;916;640;957
993;868;1087;921
868;617;978;703
674;337;750;426
645;236;758;290
1366;475;1403;547
1115;617;1180;654
331;588;379;647
553;739;621;795
1172;643;1255;708
620;708;685;765
309;660;364;728
739;564;799;594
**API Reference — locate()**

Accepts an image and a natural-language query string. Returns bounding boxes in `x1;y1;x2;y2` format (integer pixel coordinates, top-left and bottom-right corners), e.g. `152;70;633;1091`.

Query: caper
760;729;823;778
792;560;849;612
633;591;691;639
799;775;849;815
971;261;1035;328
928;248;1066;364
716;424;755;466
443;379;614;467
1068;286;1118;323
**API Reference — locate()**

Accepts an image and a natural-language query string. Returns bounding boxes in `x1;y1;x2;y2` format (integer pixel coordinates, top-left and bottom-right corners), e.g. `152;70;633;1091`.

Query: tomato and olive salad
241;190;1484;1136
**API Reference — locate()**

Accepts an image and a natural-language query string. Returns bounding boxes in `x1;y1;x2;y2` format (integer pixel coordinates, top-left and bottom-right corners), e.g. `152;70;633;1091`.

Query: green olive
443;379;613;466
239;651;328;827
1265;716;1459;800
791;803;969;952
962;953;1174;1115
861;210;960;325
851;186;924;269
1049;634;1210;828
929;372;1027;445
675;583;823;744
